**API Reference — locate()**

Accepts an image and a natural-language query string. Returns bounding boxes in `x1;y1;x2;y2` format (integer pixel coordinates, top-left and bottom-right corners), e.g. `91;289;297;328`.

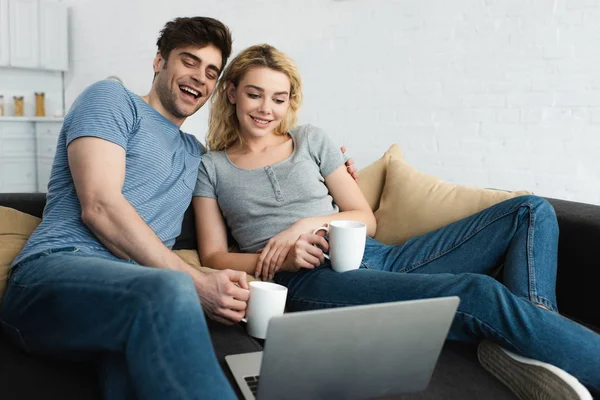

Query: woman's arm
256;163;376;280
279;163;376;237
303;163;376;236
193;196;259;274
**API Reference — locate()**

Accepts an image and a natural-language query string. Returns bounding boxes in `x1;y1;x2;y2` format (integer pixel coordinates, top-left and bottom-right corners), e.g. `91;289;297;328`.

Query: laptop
225;296;460;400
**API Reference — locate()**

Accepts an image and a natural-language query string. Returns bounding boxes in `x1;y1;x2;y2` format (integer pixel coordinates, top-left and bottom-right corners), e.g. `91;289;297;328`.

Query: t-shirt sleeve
193;152;217;198
306;124;345;178
62;80;137;149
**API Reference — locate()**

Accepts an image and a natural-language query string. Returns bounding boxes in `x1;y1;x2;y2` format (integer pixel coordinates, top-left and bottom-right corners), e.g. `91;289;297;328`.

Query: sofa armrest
545;197;600;331
0;193;47;218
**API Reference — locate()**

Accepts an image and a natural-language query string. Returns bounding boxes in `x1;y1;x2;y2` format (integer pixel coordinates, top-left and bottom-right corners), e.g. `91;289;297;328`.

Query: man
0;16;356;399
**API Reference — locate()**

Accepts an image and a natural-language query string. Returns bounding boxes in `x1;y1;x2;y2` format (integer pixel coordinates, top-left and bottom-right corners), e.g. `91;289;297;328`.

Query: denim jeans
0;249;237;400
275;195;600;392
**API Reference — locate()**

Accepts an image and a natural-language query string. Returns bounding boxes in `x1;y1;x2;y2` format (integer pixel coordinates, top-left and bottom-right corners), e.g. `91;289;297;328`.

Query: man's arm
69;136;187;270
341;146;358;181
69;136;249;324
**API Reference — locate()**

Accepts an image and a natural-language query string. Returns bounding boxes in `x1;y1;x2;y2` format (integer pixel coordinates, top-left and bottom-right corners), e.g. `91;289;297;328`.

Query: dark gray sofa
1;192;598;399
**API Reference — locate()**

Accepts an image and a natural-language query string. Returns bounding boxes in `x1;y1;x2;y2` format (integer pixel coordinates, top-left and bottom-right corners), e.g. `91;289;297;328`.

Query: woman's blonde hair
207;44;303;151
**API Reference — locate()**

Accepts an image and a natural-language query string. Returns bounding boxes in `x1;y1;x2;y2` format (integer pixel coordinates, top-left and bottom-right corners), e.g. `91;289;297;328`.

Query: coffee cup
242;281;287;339
312;220;367;272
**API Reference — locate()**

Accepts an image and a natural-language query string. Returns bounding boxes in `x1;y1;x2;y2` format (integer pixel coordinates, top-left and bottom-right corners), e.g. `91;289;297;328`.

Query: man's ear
153;52;165;74
226;82;236;104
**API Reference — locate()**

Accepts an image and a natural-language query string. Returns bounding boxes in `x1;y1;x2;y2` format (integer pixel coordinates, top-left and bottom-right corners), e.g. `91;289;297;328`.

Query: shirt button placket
265;165;284;202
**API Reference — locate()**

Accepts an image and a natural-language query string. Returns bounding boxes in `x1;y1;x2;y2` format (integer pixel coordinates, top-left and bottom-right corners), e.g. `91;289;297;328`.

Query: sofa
1;191;599;399
2;142;600;399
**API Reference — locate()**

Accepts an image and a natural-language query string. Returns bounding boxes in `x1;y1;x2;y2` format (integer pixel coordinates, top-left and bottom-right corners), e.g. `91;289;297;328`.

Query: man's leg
275;268;600;392
364;195;559;311
0;251;236;400
98;353;137;400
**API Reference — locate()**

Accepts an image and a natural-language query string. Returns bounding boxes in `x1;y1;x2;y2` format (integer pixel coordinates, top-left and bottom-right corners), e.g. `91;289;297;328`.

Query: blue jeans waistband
9;247;80;280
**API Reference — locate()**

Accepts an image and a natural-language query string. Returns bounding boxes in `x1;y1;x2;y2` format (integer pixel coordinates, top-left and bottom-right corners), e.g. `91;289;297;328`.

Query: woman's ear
226;82;236;104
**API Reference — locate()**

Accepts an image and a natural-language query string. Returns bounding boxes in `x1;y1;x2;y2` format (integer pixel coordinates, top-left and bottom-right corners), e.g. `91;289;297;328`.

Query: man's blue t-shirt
12;80;204;266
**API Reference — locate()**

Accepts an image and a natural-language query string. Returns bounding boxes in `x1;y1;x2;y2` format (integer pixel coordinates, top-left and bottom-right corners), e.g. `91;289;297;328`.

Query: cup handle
311;225;330;260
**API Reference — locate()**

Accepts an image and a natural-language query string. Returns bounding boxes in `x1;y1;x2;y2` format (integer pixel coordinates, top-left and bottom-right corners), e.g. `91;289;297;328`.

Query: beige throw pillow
0;206;42;307
357;144;404;212
373;158;532;245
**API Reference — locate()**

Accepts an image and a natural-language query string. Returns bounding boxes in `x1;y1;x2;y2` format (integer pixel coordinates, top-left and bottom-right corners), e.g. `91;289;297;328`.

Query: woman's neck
232;131;289;154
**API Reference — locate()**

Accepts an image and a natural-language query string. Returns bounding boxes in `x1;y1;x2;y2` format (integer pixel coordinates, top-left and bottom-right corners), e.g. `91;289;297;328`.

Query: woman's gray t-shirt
193;124;345;253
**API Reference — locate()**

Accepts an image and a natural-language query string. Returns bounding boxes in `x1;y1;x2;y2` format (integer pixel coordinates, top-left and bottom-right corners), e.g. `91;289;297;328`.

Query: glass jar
35;92;45;117
13;96;24;116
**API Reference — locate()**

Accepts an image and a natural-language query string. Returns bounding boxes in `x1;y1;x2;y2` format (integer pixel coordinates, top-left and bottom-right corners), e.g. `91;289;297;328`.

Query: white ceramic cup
312;220;367;272
242;281;288;339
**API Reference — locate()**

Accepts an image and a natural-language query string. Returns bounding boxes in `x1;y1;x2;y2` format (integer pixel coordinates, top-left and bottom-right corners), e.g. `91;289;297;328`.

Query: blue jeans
0;249;237;400
275;195;600;392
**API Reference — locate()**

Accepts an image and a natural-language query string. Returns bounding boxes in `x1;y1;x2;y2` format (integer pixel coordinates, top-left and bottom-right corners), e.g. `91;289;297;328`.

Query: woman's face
227;67;291;139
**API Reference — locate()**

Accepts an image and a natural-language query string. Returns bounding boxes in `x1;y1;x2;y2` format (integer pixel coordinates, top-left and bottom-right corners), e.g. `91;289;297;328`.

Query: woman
192;44;599;398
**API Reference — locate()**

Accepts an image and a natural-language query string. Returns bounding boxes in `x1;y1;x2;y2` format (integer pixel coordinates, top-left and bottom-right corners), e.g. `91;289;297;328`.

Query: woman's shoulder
205;149;239;174
202;150;226;164
290;124;328;149
290;123;326;138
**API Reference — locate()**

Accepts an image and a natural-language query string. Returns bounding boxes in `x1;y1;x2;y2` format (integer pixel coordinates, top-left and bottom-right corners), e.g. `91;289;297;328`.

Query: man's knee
132;269;199;313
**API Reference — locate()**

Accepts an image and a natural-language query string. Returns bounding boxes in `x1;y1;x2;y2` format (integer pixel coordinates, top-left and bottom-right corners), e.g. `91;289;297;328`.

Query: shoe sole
478;341;591;400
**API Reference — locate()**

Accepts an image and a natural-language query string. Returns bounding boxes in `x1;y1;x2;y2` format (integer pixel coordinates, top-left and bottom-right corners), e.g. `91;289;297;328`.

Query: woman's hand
255;222;311;281
279;233;329;273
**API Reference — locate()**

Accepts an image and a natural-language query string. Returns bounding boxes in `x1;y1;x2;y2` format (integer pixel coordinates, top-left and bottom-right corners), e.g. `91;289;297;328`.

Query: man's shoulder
66;80;140;125
83;79;132;99
179;132;206;156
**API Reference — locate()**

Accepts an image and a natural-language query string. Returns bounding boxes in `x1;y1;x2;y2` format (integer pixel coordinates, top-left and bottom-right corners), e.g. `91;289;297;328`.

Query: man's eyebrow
180;52;221;75
245;84;289;96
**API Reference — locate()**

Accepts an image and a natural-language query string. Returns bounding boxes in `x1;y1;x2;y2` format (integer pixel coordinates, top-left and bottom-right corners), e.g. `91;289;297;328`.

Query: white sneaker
477;340;593;400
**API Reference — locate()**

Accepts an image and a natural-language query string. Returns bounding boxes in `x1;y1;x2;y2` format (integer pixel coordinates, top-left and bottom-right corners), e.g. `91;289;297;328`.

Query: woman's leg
364;195;558;311
274;267;600;392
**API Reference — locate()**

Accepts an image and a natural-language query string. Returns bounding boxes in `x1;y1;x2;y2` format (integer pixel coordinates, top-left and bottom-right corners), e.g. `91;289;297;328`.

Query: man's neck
141;91;186;127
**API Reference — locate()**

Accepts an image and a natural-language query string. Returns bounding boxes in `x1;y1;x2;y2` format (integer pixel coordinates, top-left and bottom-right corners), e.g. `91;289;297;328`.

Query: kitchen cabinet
8;0;39;69
0;0;9;66
39;0;68;71
0;117;62;192
5;0;68;71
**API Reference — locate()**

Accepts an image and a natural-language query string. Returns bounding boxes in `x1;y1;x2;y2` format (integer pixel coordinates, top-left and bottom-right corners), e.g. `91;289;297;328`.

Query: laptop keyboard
244;375;260;396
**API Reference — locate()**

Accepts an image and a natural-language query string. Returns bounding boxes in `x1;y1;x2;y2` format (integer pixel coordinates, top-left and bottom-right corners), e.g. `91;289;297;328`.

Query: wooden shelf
0;116;64;122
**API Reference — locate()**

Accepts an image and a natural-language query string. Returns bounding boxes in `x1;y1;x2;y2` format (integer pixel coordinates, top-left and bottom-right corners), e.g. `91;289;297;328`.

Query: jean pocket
0;318;30;353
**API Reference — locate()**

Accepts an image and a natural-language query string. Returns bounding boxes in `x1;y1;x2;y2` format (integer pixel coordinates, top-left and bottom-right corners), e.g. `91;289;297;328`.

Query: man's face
152;44;222;124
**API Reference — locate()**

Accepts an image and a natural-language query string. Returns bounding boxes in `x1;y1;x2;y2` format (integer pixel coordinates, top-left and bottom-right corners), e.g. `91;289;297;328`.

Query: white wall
62;0;600;204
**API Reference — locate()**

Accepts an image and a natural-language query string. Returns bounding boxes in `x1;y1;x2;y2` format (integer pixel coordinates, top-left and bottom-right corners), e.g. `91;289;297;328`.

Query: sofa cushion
357;144;404;212
0;206;42;306
374;158;532;245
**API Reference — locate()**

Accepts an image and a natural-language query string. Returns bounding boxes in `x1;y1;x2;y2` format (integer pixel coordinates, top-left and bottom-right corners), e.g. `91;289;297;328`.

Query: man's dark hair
156;17;233;73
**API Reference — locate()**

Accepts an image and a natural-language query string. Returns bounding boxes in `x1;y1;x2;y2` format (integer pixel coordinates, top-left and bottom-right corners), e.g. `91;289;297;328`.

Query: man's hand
255;223;309;281
194;269;250;325
279;233;329;273
341;146;359;182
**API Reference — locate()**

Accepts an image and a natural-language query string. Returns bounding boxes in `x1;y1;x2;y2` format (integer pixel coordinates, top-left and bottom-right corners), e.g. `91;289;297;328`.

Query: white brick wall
62;0;600;204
